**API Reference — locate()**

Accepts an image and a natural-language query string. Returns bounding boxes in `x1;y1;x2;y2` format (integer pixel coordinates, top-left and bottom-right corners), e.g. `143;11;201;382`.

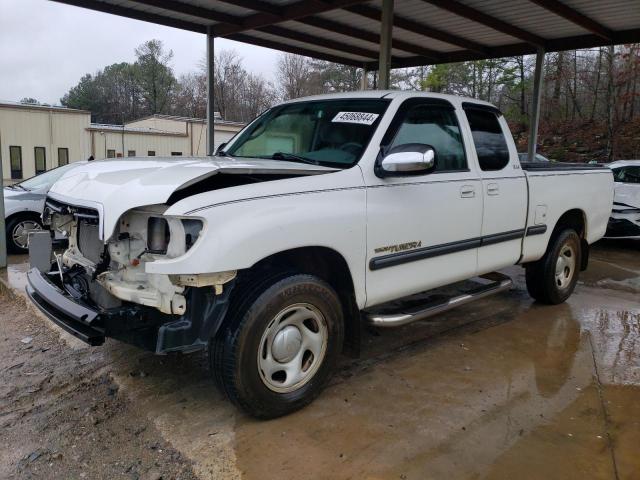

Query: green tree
133;39;176;114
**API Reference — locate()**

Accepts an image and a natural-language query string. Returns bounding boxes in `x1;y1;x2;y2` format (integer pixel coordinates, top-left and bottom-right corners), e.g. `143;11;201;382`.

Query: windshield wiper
272;152;319;166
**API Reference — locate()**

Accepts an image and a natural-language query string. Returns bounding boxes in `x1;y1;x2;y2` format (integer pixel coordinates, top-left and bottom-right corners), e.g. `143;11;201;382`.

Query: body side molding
370;225;547;270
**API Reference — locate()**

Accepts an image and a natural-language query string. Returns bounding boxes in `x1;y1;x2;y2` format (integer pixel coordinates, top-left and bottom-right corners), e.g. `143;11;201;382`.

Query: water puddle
234;289;640;479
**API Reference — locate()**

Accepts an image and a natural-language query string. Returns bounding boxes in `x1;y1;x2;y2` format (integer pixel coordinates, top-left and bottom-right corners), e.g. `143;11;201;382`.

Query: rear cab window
463;106;510;171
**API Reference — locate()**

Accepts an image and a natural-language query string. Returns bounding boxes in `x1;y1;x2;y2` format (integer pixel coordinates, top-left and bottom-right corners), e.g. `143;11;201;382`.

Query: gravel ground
0;293;198;480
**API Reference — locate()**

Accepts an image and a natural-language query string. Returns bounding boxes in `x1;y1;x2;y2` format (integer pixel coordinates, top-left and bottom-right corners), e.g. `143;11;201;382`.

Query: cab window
388;104;467;172
612;166;640;184
464;109;510;171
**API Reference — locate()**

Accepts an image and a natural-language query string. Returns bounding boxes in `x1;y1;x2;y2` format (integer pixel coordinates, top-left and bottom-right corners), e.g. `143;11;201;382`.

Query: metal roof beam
345;4;489;55
368;27;640;69
527;0;613;41
127;0;240;24
52;0;207;33
214;0;282;16
129;0;378;60
298;16;442;61
259;25;379;59
227;33;364;66
420;0;546;47
214;0;372;36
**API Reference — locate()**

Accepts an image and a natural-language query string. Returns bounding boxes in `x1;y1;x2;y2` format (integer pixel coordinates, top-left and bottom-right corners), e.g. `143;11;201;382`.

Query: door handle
487;183;500;196
460;185;475;198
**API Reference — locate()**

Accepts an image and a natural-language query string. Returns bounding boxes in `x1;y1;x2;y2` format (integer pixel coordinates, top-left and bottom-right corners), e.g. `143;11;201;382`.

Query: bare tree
173;72;207;118
277;54;319;100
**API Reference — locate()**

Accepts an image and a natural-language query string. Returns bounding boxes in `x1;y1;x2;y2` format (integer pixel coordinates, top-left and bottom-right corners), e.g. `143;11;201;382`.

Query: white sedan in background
605;160;640;239
4;162;83;252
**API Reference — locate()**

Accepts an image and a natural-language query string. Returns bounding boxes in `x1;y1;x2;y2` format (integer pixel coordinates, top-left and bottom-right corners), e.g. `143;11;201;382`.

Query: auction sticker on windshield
332;112;380;125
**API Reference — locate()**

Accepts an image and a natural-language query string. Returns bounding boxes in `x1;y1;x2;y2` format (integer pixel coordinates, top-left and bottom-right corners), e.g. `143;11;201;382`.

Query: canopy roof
54;0;640;68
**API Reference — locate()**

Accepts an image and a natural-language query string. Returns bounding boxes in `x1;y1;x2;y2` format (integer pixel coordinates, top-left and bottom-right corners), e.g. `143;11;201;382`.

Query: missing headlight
148;217;169;254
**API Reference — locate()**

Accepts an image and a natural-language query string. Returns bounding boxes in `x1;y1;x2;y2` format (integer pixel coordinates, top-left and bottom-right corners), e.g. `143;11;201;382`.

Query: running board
365;272;513;328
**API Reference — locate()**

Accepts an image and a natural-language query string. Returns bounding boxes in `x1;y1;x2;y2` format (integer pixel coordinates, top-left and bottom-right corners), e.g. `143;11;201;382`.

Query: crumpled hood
4;187;42;200
47;156;335;239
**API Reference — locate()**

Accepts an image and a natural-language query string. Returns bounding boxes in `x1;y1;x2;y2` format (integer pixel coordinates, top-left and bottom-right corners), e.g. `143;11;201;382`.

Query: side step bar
365;272;513;328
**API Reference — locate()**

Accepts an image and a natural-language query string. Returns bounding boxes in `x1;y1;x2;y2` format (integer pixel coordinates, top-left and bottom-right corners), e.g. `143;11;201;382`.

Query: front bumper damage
605;203;640;239
26;266;235;353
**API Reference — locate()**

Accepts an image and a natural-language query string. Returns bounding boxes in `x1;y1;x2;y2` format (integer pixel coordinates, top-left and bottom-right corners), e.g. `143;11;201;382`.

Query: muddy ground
1;240;639;480
0;295;198;480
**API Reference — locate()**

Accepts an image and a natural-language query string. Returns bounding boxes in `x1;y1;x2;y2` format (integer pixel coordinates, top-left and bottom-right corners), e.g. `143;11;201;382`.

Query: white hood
47;156;335;239
614;183;640;209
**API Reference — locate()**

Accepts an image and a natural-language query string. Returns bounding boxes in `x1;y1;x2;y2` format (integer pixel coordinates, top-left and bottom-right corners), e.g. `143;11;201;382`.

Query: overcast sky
0;0;280;105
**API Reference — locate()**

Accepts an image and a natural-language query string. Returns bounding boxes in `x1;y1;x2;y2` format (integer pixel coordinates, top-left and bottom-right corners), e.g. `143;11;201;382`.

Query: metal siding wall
0;107;246;181
125;117;186;133
96;131;190;159
51;111;91;166
0;107;90;181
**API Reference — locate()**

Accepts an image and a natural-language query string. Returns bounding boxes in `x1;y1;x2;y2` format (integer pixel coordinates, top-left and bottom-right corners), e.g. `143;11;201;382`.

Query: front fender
145;181;367;308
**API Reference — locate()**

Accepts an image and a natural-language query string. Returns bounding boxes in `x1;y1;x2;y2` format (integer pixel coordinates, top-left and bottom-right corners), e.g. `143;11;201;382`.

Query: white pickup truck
26;91;613;418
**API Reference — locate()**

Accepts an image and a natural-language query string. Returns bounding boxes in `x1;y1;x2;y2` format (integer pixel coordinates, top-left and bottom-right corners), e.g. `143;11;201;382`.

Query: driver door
364;99;483;307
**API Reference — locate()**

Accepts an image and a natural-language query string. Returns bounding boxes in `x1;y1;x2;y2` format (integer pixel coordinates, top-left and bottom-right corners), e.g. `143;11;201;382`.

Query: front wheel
525;229;581;305
211;273;344;419
6;215;43;253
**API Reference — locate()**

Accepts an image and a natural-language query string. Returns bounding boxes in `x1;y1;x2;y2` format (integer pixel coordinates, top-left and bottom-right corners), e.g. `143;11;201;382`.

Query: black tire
211;273;344;419
6;214;43;254
525;229;581;305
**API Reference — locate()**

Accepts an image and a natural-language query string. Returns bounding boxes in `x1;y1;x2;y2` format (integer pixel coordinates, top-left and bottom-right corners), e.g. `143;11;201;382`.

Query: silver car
4;162;82;253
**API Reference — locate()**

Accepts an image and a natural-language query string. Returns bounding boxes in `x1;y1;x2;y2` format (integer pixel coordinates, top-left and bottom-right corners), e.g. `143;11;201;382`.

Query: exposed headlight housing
113;208;204;263
147;217;169;254
147;215;203;258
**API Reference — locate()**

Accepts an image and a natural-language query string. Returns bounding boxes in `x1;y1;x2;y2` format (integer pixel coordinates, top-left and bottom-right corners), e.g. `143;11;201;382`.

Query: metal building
0;101;244;183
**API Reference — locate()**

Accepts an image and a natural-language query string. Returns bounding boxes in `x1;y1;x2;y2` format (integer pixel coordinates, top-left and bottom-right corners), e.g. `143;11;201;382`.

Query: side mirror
377;143;437;177
215;142;227;155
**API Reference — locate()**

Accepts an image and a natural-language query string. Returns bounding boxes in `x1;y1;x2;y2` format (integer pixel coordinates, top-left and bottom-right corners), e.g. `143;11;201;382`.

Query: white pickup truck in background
26;91;613;418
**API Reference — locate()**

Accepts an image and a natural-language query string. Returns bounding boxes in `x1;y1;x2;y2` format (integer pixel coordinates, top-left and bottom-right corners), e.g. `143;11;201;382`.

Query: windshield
612;166;640;183
225;99;390;168
15;163;78;190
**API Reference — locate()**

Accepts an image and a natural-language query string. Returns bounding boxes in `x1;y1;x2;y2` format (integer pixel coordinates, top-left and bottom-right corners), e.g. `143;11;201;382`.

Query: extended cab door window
464;108;510;171
387;103;468;172
463;105;527;273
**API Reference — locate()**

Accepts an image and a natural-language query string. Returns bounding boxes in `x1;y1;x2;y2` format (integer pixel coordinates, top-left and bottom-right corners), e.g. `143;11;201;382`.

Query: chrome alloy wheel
555;243;576;289
12;220;42;249
258;303;328;393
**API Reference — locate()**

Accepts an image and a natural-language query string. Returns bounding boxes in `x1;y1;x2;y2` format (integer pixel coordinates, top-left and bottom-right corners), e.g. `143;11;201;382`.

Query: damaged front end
26;197;236;353
605;202;640;239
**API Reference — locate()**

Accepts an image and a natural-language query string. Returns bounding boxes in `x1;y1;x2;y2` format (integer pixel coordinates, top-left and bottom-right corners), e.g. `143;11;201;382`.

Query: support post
361;67;369;90
378;0;393;90
528;47;545;162
206;26;216;156
0;132;6;268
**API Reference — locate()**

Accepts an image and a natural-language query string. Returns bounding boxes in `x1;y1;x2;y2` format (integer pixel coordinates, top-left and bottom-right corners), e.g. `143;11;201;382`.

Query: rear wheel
211;273;344;419
525;229;581;304
6;215;43;253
